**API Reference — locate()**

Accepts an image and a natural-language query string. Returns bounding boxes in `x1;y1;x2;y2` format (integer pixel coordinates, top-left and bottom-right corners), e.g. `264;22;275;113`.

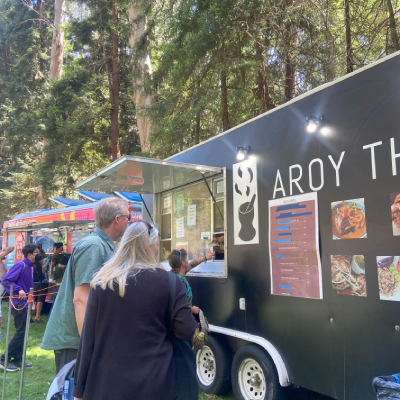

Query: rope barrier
0;283;58;299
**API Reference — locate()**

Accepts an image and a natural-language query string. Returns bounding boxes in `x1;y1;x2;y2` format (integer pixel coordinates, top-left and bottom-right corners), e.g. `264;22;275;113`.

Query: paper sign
163;195;171;211
187;204;197;227
176;217;185;238
216;179;224;194
201;231;211;240
176;190;185;212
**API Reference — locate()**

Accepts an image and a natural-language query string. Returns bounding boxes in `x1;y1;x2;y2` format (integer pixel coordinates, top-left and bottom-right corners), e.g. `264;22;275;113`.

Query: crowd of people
0;197;224;400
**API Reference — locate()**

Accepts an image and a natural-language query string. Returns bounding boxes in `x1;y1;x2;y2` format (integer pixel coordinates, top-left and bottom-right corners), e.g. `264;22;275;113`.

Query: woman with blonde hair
73;221;197;400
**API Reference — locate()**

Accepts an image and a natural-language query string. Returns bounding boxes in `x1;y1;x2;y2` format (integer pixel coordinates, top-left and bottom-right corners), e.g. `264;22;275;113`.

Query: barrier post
18;287;33;400
2;285;13;400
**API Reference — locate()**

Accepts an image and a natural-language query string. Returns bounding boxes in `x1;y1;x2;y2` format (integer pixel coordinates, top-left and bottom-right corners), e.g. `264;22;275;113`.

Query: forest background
0;0;399;222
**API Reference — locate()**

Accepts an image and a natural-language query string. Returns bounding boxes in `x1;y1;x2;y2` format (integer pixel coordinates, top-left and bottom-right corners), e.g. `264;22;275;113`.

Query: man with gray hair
41;197;130;373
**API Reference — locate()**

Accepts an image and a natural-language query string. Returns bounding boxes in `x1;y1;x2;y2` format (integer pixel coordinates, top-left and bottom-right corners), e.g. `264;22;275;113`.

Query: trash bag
372;373;400;399
46;359;75;400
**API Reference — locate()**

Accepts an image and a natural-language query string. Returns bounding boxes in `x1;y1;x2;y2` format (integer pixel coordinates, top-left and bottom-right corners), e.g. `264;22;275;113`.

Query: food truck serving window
75;156;226;278
159;175;226;278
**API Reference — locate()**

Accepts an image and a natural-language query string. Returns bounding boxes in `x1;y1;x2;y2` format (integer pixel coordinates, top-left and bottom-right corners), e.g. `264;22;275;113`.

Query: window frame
156;168;227;278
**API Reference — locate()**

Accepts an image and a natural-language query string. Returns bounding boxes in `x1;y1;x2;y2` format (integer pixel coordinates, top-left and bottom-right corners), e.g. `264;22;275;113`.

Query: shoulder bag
167;273;199;400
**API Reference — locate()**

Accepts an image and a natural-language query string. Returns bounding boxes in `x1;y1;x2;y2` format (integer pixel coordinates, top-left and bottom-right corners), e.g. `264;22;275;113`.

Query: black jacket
73;268;197;400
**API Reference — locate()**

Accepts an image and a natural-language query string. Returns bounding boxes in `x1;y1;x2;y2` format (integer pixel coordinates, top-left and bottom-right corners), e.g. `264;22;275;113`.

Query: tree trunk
110;1;121;161
195;113;200;144
39;0;45;77
237;34;245;84
129;2;154;153
255;43;275;112
344;0;353;73
36;0;47;209
220;42;230;131
284;22;297;102
49;0;65;79
386;0;399;52
195;79;201;144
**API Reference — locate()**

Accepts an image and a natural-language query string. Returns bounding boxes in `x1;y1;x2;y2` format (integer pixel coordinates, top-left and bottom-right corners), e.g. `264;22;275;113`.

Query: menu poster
269;192;322;299
176;217;185;238
176;190;185;212
187;204;196;227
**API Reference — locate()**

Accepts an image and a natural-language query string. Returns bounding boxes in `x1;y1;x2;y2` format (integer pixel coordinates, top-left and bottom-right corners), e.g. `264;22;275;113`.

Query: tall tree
129;1;154;153
49;0;65;79
345;0;353;73
110;0;121;160
386;0;399;51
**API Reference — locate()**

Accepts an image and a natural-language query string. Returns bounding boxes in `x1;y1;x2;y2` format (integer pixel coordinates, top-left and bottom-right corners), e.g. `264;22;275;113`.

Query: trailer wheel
196;336;231;395
232;344;284;400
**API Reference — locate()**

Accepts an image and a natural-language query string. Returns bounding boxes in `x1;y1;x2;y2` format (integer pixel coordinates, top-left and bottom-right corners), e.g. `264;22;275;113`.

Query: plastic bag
46;359;75;400
373;374;400;399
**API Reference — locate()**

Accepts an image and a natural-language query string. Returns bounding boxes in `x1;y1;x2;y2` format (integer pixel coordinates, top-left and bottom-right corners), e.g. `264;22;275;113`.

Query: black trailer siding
169;53;400;400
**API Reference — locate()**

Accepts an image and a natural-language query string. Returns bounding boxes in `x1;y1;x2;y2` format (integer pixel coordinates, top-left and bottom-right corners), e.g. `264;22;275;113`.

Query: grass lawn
0;302;54;400
0;302;236;400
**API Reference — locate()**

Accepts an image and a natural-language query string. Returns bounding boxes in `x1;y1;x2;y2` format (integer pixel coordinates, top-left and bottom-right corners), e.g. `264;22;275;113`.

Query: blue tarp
114;191;142;203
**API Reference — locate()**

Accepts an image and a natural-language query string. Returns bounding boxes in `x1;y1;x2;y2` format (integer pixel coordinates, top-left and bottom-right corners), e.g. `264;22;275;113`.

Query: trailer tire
196;335;232;395
232;344;285;400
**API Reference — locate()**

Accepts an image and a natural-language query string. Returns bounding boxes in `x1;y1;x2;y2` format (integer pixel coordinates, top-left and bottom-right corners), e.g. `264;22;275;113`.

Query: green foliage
0;0;399;222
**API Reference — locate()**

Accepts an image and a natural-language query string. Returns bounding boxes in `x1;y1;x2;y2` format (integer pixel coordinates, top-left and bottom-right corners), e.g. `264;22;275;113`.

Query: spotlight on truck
306;115;322;133
236;146;250;160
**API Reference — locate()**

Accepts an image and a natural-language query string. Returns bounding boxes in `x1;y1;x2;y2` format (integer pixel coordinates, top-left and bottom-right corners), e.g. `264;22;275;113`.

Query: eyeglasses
118;214;132;222
132;220;153;236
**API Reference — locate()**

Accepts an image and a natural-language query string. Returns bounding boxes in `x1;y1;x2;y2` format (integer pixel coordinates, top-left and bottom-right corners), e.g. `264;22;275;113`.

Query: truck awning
4;220;94;232
75;156;222;194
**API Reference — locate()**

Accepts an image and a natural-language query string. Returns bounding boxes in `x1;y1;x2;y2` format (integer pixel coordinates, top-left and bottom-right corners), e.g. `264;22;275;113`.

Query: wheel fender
209;325;290;387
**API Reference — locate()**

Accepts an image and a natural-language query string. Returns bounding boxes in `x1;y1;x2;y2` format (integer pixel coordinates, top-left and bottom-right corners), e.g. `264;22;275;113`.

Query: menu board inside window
172;182;212;260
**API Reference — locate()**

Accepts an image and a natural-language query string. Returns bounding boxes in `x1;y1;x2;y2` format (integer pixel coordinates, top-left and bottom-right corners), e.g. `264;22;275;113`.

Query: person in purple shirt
0;244;39;372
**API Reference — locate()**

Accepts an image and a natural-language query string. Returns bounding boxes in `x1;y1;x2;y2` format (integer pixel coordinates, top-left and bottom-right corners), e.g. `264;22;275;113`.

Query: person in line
0;244;39;371
32;249;48;323
168;248;213;315
211;234;225;260
0;246;16;334
73;220;197;400
41;197;130;373
42;243;63;281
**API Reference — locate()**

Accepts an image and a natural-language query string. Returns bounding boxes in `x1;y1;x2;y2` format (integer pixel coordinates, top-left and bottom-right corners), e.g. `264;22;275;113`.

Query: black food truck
74;51;400;400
